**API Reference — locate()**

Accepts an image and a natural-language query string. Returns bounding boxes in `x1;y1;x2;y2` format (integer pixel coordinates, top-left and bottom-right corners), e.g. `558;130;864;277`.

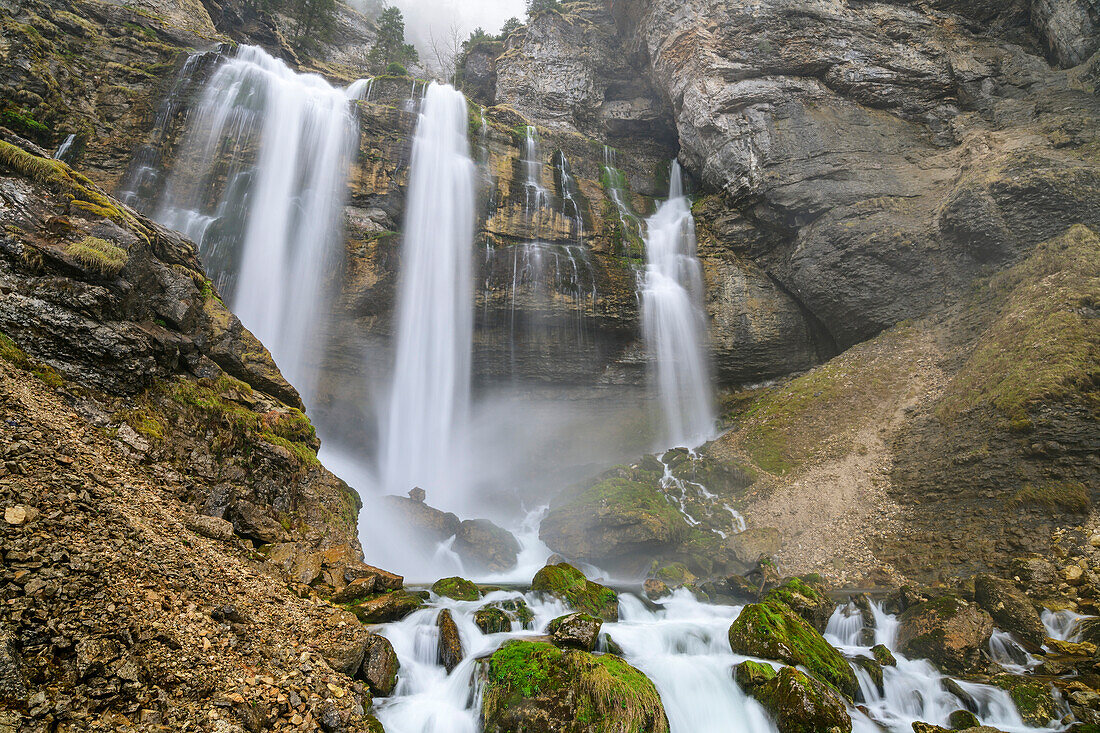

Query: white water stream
380;83;477;500
374;591;1065;733
641;162;715;448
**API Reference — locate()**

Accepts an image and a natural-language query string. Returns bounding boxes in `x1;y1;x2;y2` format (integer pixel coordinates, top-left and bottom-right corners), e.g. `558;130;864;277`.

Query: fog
389;0;528;55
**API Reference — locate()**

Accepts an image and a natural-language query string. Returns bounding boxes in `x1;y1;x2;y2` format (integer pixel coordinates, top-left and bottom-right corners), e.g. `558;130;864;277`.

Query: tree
288;0;337;53
427;20;464;84
499;17;523;39
368;7;418;74
526;0;562;16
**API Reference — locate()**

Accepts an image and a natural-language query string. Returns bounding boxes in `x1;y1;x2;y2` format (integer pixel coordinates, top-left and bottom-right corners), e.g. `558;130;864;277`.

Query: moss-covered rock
531;562;619;622
896;595;993;674
481;640;669;733
431;576;481;602
475;606;512;634
547;612;602;651
347;590;423;624
850;656;883;696
871;644;896;667
437;609;464;673
989;673;1058;726
973;575;1045;649
947;709;981;730
728;600;858;700
763;576;833;631
737;664;852;733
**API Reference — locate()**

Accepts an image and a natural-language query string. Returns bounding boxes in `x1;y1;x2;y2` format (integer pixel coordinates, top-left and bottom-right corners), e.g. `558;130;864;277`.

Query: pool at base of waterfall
372;589;1070;733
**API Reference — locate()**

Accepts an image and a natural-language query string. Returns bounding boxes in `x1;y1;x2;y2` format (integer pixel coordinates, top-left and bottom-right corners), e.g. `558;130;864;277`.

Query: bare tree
427;20;464;84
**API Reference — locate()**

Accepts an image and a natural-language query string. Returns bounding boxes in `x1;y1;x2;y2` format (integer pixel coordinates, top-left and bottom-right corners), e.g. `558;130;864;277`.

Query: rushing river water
372;590;1068;733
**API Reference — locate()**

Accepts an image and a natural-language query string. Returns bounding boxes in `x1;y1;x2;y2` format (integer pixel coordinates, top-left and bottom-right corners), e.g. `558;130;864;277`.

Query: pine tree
367;7;419;74
499;17;522;39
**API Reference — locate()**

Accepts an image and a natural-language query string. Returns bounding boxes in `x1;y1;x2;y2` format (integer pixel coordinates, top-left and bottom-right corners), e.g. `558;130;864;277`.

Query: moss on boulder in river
481;640;668;733
531;562;619;621
728;600;858;700
431;576;481;601
735;663;851;733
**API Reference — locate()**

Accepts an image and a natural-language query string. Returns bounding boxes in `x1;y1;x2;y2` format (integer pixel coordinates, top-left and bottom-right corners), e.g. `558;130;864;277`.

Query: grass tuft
66;236;127;275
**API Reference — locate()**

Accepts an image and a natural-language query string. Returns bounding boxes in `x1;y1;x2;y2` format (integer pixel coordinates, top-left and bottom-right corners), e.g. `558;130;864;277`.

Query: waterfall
148;45;364;406
381;83;476;498
642;161;715;448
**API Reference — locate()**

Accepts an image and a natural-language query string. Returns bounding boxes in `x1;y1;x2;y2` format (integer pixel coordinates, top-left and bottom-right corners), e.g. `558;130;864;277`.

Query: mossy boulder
432;576;481;602
489;598;536;630
729;601;858;700
437;609;464;673
872;644;896;667
763;576;833;631
531;563;619;622
989;673;1058;726
547;612;602;651
481;640;669;733
973;575;1045;649
475;606;512;634
896;595;993;674
948;709;981;729
360;634;399;696
347;590;424;623
736;663;851;733
539;466;690;573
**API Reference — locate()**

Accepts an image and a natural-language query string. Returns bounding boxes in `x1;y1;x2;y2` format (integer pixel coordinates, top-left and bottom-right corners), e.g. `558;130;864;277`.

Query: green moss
117;406;165;441
728;600;858;700
989;674;1058;726
938;225;1100;424
162;376;319;467
66;236;127;275
734;660;777;690
531;563;619;621
431;576;481;601
0;141;148;238
1010;481;1090;513
0;331;64;388
1;106;50;142
483;641;668;733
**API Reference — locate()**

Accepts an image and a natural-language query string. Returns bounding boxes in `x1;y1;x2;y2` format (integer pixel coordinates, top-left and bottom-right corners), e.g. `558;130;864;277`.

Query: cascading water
641;161;715;448
380;83;476;500
139;45;364;405
375;590;1064;733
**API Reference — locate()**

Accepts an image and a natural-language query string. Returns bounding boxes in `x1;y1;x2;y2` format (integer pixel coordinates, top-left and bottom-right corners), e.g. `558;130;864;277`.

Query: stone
547;612;602;651
3;505;36;525
431;577;481;602
0;624;26;701
226;500;287;545
850;656;883;696
989;674;1058;727
738;664;852;733
763;577;833;632
453;519;520;573
408;487;425;503
531;562;619;622
728;528;782;568
348;591;423;624
973;575;1046;649
948;709;981;730
379;495;460;543
437;609;463;673
728;600;858;700
896;596;994;674
644;578;671;600
317;628;369;676
480;641;668;733
360;635;399;697
1064;565;1085;586
487;598;535;630
330;578;376;604
474;607;511;635
186;515;236;542
871;644;896;667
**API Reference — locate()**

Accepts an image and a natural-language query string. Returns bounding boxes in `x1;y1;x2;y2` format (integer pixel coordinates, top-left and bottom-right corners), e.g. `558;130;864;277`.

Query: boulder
989;674;1058;726
186;514;236;542
316;626;369;676
644;579;671;600
343;561;403;592
453;519;521;572
225;499;288;544
331;578;376;604
480;640;668;733
736;663;852;733
431;577;481;601
728;527;782;568
729;601;858;700
0;624;26;701
763;577;833;632
379;495;460;542
487;598;535;630
896;596;993;673
360;634;399;696
348;591;423;624
531;563;619;622
948;710;981;730
547;612;602;651
872;644;896;667
474;607;512;635
850;656;883;696
437;609;464;673
974;575;1045;650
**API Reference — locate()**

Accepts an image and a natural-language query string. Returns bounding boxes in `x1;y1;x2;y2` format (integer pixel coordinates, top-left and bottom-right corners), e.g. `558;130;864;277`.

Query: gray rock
360;634;399;696
0;624;26;702
547;612;603;651
437;609;464;673
453;519;520;573
186;514;236;542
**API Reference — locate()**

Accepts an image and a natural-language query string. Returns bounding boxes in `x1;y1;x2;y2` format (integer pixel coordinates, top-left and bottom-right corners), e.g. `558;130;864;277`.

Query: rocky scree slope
0;136;411;731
